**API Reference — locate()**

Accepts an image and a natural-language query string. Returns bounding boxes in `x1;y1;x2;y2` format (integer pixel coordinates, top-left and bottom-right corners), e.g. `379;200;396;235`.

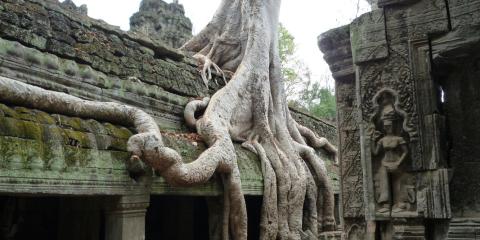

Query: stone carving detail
369;89;416;216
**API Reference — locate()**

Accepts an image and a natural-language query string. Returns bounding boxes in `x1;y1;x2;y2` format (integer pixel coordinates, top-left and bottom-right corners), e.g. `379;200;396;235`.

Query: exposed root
297;123;339;164
296;142;336;231
184;97;210;129
194;53;227;86
297;124;338;155
253;141;278;240
180;0;338;238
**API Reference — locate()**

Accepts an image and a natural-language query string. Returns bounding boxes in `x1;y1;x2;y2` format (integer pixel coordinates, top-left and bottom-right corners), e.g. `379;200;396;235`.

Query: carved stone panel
336;78;365;219
366;88;418;219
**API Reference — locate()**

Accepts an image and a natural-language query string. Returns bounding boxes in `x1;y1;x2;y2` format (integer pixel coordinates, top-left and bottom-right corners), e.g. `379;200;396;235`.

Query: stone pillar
319;25;366;239
105;194;150;240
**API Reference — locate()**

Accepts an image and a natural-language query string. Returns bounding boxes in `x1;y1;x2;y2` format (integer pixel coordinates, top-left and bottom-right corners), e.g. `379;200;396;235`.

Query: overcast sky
71;0;370;88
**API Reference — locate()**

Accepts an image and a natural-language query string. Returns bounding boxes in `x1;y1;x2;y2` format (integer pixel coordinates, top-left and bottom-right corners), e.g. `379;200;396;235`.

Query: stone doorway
145;195;263;240
0;196;104;240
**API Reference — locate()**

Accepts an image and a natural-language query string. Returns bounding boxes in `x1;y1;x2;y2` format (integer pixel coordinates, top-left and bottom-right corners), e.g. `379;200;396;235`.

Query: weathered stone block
351;9;388;64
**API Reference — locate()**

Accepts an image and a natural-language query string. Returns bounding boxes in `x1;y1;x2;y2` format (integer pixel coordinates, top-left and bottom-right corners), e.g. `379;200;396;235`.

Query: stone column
105;194;150;240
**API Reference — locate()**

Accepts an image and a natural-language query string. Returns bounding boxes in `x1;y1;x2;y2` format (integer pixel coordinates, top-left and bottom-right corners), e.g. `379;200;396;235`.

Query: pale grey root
180;0;338;239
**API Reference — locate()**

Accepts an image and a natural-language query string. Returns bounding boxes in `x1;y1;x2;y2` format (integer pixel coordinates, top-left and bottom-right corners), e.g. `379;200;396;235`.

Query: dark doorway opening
146;195;263;240
0;196;103;240
146;195;209;240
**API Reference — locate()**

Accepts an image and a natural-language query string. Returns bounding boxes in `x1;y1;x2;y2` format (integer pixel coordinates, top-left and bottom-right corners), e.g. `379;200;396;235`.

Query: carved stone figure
370;89;415;215
373;120;409;213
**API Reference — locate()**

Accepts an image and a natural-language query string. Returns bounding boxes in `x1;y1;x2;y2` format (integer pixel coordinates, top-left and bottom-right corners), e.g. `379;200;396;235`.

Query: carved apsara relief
369;89;417;217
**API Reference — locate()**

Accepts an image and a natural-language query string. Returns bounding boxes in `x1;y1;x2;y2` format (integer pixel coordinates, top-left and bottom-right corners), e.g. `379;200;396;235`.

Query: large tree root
180;0;338;239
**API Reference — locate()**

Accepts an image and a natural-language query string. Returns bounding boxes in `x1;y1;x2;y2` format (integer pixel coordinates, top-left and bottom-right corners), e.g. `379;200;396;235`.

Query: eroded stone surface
319;0;480;238
130;0;193;49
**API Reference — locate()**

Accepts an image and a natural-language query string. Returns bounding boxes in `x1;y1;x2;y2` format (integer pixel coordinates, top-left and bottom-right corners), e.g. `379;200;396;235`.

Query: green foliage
278;24;311;96
302;83;337;121
278;24;336;121
279;23;295;65
279;23;300;93
289;80;336;121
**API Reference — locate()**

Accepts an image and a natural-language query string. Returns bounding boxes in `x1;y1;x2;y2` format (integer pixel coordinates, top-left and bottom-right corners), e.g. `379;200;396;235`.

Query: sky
70;0;370;88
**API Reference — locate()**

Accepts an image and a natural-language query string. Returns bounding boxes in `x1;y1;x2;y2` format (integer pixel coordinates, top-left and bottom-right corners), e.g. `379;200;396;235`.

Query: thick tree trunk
181;0;337;239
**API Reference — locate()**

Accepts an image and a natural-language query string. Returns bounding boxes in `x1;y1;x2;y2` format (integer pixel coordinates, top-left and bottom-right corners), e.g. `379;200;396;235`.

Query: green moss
162;135;205;163
64;129;93;148
53;115;85;131
14;107;38;122
84;119;107;135
108;137;128;151
65;117;84;131
0;117;25;138
103;123;132;139
33;111;56;124
110;151;130;163
23;121;43;140
0;104;19;118
42;125;68;144
64;146;90;167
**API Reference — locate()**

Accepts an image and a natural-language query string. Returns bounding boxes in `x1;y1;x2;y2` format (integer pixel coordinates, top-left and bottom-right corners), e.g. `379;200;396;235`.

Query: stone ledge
0;103;263;196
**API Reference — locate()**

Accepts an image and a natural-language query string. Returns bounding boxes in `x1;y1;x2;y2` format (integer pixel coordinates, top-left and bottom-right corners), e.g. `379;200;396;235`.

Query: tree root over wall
0;1;338;239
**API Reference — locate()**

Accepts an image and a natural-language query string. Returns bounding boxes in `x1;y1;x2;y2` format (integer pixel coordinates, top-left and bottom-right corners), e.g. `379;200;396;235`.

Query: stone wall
319;0;480;238
319;25;366;236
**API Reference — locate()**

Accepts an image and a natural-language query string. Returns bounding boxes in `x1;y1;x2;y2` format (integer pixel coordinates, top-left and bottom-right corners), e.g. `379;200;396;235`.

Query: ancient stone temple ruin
1;0;480;239
319;0;480;238
0;0;339;239
130;0;192;48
